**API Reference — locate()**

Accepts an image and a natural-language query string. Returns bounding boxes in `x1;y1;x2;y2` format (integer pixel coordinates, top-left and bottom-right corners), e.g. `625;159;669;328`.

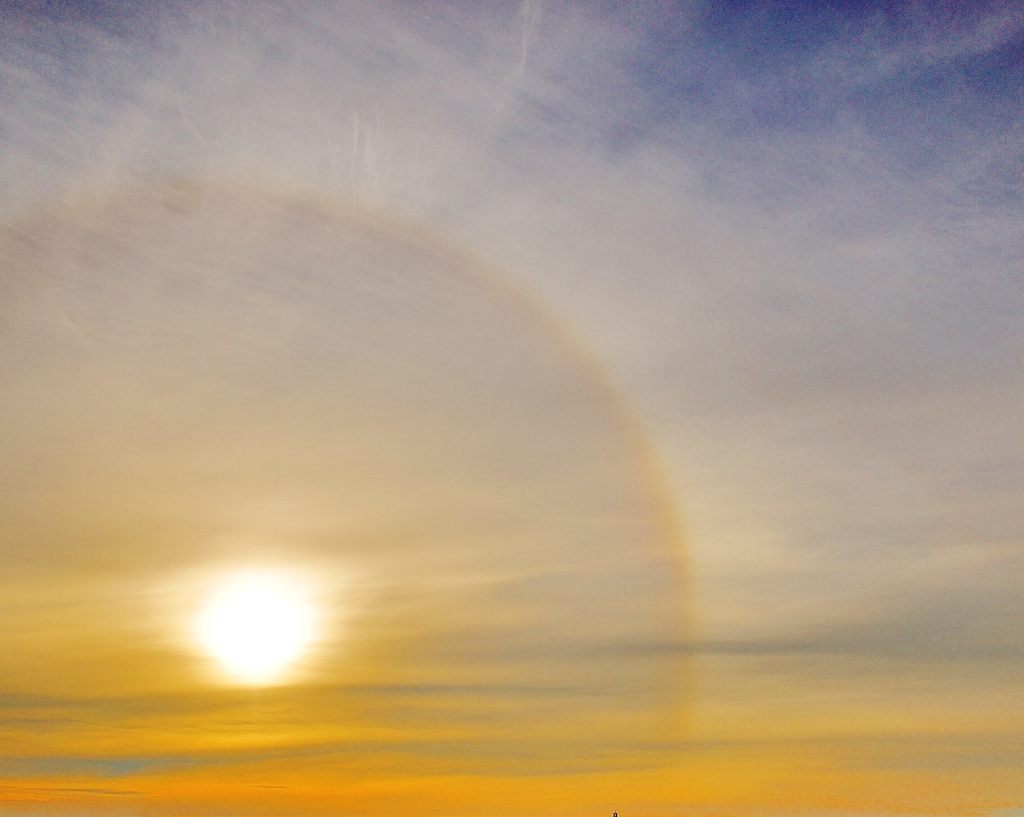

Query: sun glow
196;571;316;684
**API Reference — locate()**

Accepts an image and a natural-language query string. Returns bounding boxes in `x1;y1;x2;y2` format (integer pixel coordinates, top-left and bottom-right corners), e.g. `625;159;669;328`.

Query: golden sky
1;3;1022;816
1;181;689;816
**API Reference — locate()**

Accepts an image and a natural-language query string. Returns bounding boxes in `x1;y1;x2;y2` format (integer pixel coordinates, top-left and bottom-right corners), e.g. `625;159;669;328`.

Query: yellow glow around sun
196;571;315;684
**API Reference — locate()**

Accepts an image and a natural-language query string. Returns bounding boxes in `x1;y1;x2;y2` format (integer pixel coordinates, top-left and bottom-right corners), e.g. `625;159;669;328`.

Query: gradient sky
1;2;1022;817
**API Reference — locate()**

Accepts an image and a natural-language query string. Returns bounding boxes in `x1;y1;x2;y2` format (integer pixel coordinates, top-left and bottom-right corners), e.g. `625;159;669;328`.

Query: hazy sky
1;2;1022;817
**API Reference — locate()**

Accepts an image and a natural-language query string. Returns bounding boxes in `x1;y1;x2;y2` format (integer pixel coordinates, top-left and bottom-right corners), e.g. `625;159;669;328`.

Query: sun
196;571;315;684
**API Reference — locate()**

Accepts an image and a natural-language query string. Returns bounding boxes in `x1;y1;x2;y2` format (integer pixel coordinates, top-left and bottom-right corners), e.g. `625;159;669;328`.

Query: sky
0;2;1022;816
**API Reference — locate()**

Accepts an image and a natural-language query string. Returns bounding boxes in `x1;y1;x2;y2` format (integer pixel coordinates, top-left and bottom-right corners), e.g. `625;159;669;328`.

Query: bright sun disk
196;572;314;684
